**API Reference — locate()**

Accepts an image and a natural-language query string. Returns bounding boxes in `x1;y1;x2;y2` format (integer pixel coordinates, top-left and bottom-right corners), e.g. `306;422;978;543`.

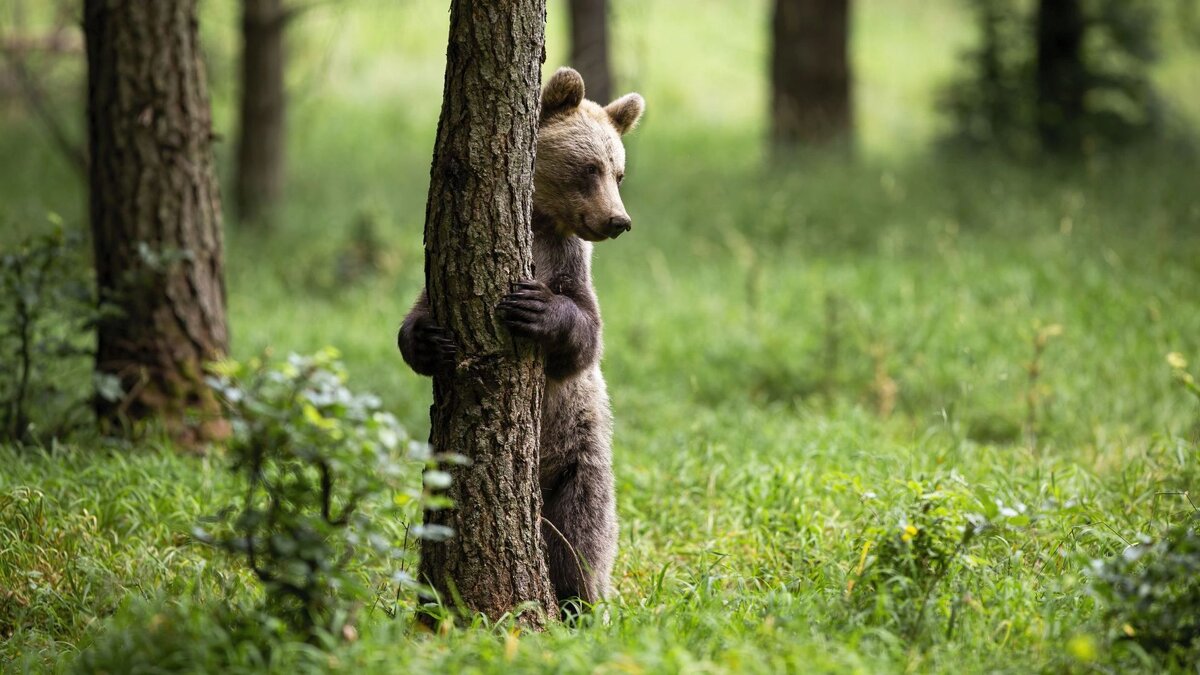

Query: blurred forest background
2;0;1200;672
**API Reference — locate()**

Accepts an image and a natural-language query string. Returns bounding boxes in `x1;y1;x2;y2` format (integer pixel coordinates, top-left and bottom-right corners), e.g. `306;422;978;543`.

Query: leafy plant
196;349;450;636
1091;521;1200;656
0;221;116;444
846;474;1028;639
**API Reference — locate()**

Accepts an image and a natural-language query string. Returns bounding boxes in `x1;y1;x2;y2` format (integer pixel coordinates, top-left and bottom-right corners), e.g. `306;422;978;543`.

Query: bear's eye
616;173;625;185
586;164;601;177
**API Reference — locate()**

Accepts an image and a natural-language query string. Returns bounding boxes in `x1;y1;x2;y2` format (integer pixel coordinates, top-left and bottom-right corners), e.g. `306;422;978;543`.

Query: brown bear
398;67;644;611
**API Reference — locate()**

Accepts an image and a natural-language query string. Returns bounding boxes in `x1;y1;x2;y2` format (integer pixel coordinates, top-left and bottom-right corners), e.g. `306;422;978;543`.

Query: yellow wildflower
1067;634;1097;662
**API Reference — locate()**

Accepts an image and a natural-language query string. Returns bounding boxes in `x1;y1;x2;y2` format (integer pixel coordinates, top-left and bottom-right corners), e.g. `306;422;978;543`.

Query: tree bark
770;0;853;148
85;0;229;444
235;0;287;225
568;0;613;104
1035;0;1085;153
417;0;556;628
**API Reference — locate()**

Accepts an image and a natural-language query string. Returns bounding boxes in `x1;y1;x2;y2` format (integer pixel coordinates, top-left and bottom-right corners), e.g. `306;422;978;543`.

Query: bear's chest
532;234;593;293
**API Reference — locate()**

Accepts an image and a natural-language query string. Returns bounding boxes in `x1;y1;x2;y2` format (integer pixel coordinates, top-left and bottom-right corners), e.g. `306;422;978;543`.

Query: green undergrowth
3;0;1200;671
2;389;1198;672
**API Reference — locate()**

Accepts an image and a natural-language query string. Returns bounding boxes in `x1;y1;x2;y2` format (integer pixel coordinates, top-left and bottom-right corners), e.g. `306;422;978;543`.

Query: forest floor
3;1;1200;672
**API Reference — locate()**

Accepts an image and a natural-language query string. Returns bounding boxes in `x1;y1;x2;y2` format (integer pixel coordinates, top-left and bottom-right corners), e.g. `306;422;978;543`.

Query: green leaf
94;373;126;403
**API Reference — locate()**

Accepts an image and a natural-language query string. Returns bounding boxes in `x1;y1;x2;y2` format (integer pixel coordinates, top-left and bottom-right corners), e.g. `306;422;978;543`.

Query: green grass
3;0;1200;672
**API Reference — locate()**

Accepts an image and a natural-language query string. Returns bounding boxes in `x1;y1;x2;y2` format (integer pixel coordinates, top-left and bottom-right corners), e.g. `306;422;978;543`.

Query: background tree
568;0;612;104
1035;0;1085;152
85;0;229;443
942;0;1162;155
770;0;853;148
0;0;87;175
417;0;558;627
235;0;287;226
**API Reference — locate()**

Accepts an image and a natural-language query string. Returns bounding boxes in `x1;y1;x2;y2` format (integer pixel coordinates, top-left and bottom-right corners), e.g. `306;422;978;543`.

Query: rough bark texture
235;0;287;225
568;0;612;104
85;0;228;443
418;0;556;628
1035;0;1085;153
770;0;853;148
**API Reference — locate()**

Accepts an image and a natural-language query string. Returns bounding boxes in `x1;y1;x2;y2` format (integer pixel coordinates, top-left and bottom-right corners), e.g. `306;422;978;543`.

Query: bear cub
398;67;645;610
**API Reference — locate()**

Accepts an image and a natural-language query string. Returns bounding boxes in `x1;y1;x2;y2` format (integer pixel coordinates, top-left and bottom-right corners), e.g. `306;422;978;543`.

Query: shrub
0;222;116;444
195;349;449;637
1091;522;1200;656
846;474;1029;639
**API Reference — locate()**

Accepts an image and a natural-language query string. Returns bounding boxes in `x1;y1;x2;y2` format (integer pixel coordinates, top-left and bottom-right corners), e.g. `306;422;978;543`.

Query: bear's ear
605;93;645;135
541;68;585;123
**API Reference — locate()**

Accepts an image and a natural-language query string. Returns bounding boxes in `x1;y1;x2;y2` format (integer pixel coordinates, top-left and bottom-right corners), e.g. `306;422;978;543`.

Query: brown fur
399;67;644;611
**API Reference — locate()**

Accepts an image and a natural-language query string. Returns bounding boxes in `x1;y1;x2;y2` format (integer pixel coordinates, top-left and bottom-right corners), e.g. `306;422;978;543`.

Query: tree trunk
235;0;287;225
417;0;556;628
85;0;229;444
568;0;613;104
1035;0;1085;153
770;0;853;148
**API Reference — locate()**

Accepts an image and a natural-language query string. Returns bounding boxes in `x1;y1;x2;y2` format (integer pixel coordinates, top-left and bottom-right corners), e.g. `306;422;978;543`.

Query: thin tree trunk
770;0;853;148
85;0;229;445
418;0;557;628
235;0;287;225
568;0;612;104
1035;0;1085;153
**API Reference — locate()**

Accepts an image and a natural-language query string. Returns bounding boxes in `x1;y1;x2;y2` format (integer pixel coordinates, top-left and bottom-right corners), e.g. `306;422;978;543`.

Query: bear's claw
498;279;556;339
415;322;457;367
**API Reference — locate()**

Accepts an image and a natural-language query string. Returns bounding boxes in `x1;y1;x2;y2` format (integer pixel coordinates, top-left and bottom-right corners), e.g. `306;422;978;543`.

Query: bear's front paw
401;318;458;373
497;279;558;340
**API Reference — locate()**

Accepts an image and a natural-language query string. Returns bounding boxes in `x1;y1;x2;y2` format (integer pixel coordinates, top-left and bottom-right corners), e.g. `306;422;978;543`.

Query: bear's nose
607;215;632;238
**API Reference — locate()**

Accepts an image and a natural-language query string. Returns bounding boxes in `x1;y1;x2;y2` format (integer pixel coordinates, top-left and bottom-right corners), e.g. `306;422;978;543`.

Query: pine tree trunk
418;0;557;628
235;0;287;225
85;0;229;444
1035;0;1085;153
568;0;613;104
770;0;853;148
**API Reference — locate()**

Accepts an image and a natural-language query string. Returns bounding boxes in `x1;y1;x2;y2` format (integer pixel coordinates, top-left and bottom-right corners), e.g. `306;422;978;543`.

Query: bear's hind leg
541;460;617;611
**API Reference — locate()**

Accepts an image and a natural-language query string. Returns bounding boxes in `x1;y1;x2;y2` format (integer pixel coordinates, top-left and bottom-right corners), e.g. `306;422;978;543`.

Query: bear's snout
606;215;632;238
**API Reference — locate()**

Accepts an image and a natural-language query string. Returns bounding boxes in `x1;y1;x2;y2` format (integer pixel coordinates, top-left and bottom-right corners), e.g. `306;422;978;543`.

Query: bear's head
534;67;645;242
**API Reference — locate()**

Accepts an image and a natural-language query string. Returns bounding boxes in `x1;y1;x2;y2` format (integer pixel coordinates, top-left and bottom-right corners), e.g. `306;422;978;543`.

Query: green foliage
941;0;1171;154
0;485;103;645
1168;352;1200;402
1091;522;1200;658
0;443;238;671
939;0;1036;152
1;1;1199;672
846;474;1025;640
3;152;1198;670
196;349;440;635
70;596;298;675
1088;353;1200;661
0;221;114;444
